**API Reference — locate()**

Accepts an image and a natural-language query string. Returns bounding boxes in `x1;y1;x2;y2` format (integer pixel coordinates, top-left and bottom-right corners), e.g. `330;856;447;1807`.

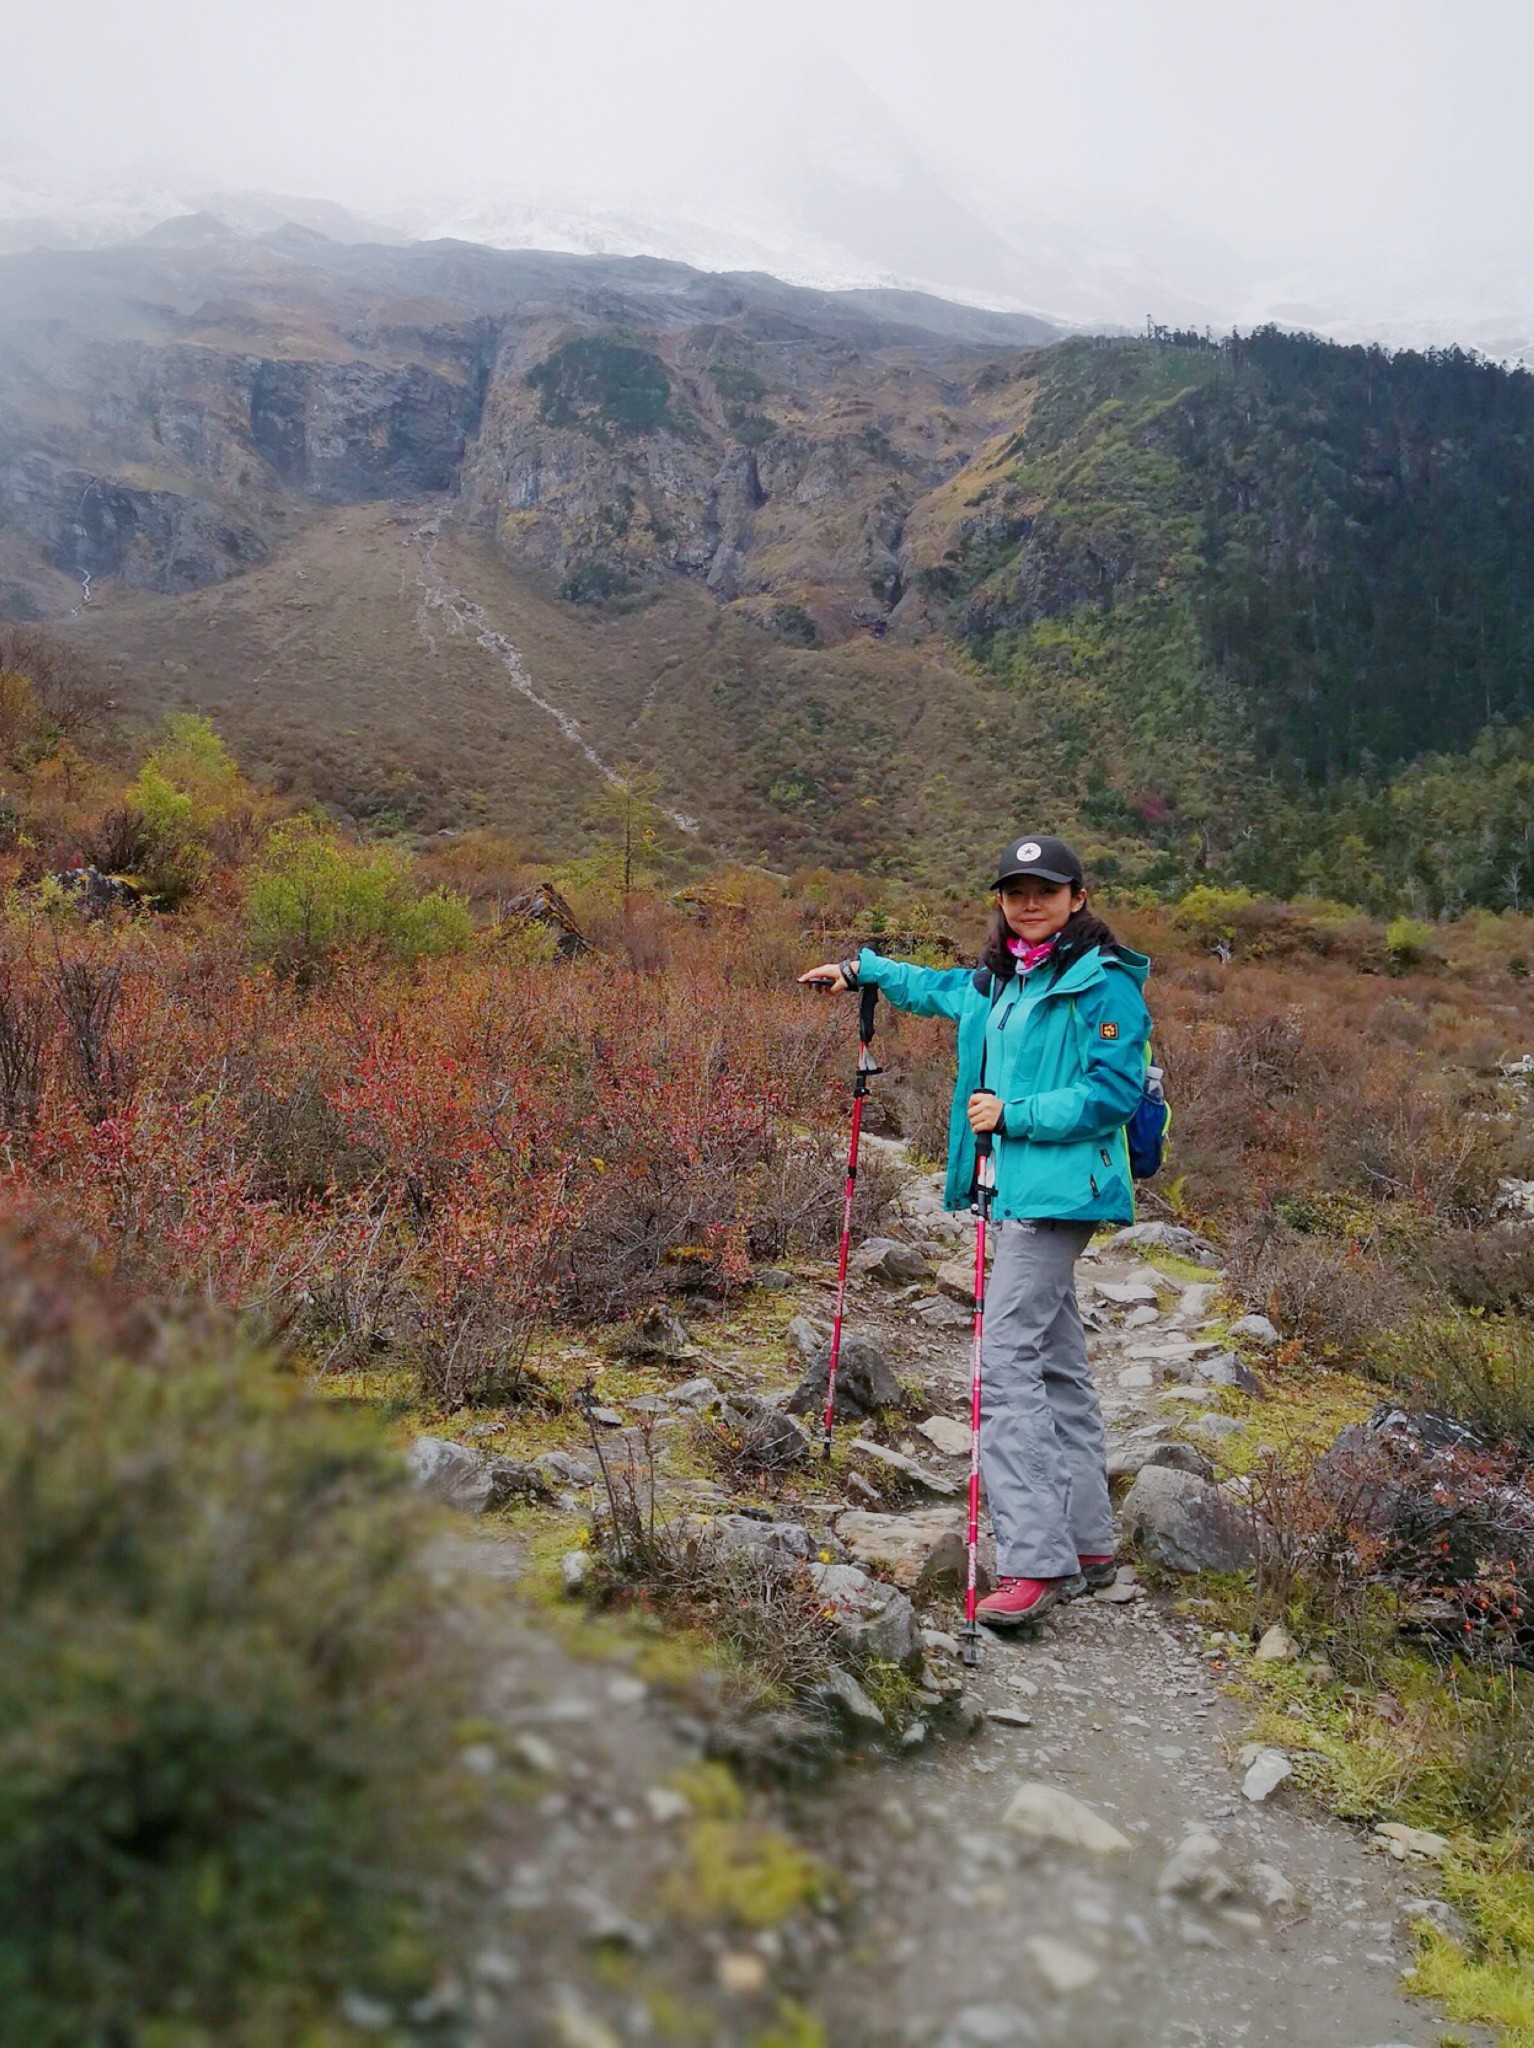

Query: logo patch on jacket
1099;1021;1119;1040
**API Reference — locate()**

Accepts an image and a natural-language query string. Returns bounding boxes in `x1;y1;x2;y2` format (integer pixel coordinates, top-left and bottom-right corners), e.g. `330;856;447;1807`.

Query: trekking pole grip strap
858;985;878;1044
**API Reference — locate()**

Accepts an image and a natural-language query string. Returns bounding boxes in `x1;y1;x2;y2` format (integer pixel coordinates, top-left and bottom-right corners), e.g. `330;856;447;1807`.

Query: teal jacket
856;943;1152;1223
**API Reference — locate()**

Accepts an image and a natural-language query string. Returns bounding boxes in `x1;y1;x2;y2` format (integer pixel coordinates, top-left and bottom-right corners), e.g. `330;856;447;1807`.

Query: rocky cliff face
0;243;497;601
0;236;1050;621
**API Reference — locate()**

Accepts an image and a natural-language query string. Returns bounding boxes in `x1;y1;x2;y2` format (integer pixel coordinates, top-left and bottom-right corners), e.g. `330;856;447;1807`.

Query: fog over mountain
7;0;1533;356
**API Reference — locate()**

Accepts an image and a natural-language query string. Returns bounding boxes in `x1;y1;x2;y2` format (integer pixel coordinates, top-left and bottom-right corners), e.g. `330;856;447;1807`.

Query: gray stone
716;1392;811;1469
614;1304;693;1359
850;1438;960;1496
1241;1748;1293;1802
340;1992;395;2032
1103;1221;1220;1265
936;1254;982;1304
835;1506;982;1593
1194;1349;1263;1394
407;1436;489;1510
1397;1896;1466;1941
560;1550;591;1596
917;1414;972;1457
786;1314;829;1364
1254;1623;1299;1663
815;1666;887;1730
1119;1463;1258;1573
1107;1439;1215;1483
754;1266;794;1290
537;1449;597;1486
1229;1312;1281;1347
807;1560;922;1669
852;1236;933;1283
1025;1935;1099;1994
682;1512;812;1561
1249;1860;1298;1911
1001;1782;1132;1854
670;1376;720;1408
1157;1828;1239;1903
936;2005;1042;2048
1189;1414;1247;1441
1094;1279;1159;1307
912;1293;975;1330
786;1333;902;1419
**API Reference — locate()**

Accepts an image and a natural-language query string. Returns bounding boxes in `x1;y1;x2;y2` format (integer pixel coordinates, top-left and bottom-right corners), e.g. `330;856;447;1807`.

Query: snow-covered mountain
3;110;1530;363
0;143;398;256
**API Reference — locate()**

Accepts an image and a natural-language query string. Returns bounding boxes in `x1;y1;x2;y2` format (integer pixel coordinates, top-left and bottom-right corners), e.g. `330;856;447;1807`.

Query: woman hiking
799;835;1152;1628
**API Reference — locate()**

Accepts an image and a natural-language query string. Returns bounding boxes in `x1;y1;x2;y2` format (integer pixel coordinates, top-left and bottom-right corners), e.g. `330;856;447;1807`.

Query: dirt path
448;1158;1476;2047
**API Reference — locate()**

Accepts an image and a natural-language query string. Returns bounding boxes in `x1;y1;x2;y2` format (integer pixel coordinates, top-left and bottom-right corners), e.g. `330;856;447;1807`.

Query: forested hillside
925;329;1534;910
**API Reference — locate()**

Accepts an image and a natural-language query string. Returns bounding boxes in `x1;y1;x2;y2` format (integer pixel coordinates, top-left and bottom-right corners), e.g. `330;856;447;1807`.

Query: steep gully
407;510;701;839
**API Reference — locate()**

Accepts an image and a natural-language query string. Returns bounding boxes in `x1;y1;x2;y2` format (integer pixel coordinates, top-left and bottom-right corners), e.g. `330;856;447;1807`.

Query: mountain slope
9;234;1534;908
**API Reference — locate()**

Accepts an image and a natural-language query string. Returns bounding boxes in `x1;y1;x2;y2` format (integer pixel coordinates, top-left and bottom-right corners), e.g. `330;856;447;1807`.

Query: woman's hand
798;961;850;992
967;1091;1004;1135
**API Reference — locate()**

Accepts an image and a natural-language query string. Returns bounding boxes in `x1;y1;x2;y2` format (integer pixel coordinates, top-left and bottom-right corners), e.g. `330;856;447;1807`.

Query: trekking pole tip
959;1624;982;1667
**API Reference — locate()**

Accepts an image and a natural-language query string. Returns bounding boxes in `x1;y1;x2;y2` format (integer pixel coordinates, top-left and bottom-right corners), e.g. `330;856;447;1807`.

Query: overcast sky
11;0;1528;273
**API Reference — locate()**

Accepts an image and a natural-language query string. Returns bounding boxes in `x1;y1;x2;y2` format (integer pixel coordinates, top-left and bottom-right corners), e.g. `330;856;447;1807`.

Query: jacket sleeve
1003;972;1149;1142
856;947;972;1021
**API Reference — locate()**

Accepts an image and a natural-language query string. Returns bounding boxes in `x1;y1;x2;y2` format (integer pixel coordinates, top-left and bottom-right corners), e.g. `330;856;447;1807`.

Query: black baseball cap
991;833;1084;890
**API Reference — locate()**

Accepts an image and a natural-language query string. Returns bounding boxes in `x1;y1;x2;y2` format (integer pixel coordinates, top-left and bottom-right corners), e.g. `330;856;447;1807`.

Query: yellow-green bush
1386;915;1439;973
0;1249;476;2047
245;819;473;979
125;714;250;907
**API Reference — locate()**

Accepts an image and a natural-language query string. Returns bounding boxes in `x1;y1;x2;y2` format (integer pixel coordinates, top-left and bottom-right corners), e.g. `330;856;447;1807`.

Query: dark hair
980;898;1122;984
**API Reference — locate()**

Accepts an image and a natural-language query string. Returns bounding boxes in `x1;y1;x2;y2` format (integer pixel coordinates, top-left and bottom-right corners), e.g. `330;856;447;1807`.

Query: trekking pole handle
858;984;879;1046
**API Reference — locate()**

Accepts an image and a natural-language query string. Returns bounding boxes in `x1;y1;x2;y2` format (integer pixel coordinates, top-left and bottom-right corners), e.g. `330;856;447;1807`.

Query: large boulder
833;1506;991;1596
806;1560;922;1670
1119;1463;1257;1573
851;1237;933;1284
785;1333;902;1419
714;1391;811;1471
407;1437;548;1514
1102;1222;1220;1267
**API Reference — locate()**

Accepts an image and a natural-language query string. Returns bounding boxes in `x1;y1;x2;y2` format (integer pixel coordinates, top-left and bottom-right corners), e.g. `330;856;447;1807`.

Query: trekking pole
820;984;881;1461
960;1129;995;1667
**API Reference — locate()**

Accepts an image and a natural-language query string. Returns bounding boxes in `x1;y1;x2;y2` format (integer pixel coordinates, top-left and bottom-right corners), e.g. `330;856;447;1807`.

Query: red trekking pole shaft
961;1129;995;1666
822;985;880;1460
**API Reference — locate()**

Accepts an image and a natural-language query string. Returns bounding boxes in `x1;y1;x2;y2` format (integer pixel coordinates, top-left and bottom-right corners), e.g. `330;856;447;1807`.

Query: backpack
1128;1059;1170;1180
972;960;1171;1179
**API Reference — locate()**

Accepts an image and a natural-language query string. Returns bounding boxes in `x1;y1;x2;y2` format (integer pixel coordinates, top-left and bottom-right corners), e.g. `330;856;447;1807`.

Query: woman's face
998;876;1086;944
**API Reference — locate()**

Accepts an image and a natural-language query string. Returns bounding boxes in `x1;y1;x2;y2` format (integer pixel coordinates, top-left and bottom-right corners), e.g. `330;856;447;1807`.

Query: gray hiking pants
980;1218;1114;1580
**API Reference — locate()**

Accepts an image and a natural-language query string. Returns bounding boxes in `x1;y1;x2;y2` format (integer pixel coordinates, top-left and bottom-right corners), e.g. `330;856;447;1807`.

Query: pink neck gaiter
1007;934;1058;975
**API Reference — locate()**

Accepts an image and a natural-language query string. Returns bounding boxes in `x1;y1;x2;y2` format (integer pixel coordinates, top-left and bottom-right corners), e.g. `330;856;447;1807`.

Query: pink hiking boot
975;1574;1082;1628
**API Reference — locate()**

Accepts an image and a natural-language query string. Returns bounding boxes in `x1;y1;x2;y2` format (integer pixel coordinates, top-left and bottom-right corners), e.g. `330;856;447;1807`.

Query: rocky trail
417;1148;1479;2048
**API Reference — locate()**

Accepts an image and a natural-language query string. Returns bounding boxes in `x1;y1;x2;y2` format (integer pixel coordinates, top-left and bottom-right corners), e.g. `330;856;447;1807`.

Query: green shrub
0;1250;476;2046
126;715;248;908
1170;884;1256;945
246;821;472;978
1386;915;1438;973
1380;1309;1534;1454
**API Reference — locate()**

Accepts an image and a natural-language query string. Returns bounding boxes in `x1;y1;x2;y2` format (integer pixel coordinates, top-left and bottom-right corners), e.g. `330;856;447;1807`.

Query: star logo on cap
1017;841;1041;862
